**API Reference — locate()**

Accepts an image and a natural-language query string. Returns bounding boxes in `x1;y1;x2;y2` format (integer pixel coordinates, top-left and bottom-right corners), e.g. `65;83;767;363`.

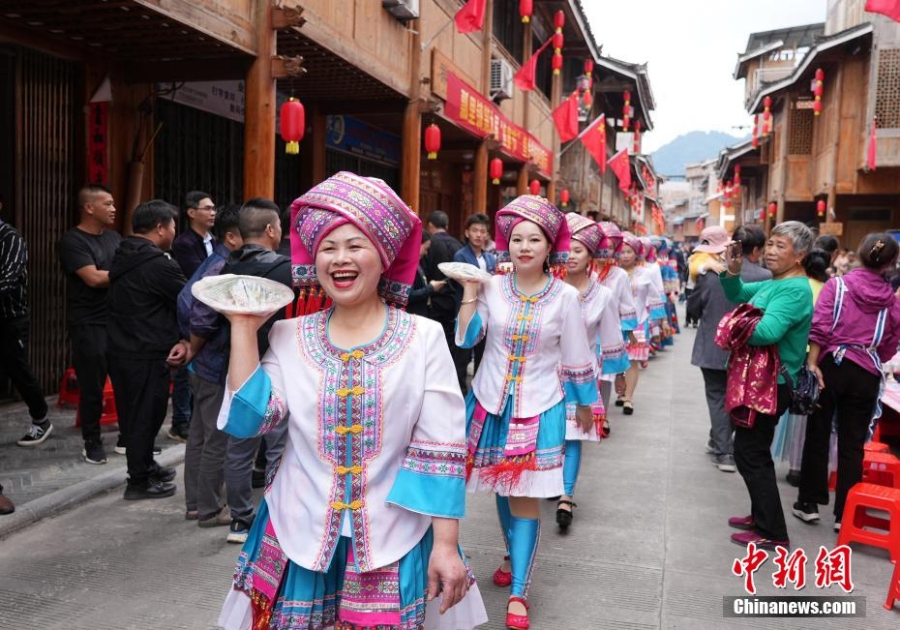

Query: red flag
581;115;607;173
454;0;487;34
866;0;900;22
552;90;580;142
868;118;878;171
514;39;552;91
609;149;632;192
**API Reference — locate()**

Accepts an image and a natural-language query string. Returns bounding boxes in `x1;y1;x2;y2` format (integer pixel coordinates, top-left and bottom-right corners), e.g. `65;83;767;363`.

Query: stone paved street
1;326;899;628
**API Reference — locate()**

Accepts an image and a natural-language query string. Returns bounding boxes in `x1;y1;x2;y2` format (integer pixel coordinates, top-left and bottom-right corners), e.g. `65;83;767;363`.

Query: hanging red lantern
623;90;631;131
519;0;533;23
560;189;570;207
759;207;766;222
813;67;824;116
552;53;563;75
751;114;759;148
633;120;642;154
554;10;565;31
723;181;732;209
529;179;541;195
768;201;777;218
423;123;441;160
733;164;741;187
584;59;594;76
816;199;826;218
582;90;593;108
763;96;772;136
280;97;305;155
552;32;564;53
489;157;503;185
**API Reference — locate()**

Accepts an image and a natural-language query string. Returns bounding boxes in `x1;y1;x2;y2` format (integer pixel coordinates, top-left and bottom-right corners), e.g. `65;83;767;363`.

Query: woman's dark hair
858;232;900;270
802;248;831;283
814;234;840;255
732;225;766;257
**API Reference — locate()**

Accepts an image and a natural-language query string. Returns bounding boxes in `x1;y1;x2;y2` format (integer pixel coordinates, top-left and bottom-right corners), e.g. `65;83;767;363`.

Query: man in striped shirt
0;194;51;468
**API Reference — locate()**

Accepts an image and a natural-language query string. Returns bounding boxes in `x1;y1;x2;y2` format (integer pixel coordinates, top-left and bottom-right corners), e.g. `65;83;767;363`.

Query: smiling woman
214;172;487;630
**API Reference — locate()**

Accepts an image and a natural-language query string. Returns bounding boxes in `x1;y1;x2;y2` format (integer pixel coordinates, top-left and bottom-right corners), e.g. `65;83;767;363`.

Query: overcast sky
581;0;829;153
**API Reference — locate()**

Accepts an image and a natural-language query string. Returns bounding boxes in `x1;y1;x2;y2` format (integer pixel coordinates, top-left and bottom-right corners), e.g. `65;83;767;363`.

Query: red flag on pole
454;0;487;34
609;149;632;192
866;0;900;22
514;39;552;91
552;90;580;142
581;114;607;173
868;117;878;171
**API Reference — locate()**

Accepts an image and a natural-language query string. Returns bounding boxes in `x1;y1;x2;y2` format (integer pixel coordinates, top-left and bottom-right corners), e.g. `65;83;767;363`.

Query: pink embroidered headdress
596;221;624;259
565;213;604;257
494;195;570;271
620;231;644;259
290;171;422;310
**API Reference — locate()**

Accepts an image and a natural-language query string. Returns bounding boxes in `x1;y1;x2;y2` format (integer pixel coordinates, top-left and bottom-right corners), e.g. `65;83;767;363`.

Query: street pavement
1;322;899;628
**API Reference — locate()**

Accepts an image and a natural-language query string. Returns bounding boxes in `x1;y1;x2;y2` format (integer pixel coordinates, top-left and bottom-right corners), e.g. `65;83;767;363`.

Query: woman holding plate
214;172;487;630
456;195;597;630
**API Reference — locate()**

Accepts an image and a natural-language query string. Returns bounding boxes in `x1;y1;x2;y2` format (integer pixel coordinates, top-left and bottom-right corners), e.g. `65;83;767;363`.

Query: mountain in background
650;131;750;179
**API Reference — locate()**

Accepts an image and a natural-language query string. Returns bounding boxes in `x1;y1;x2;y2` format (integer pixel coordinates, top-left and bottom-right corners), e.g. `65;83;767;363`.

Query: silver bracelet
460;297;477;305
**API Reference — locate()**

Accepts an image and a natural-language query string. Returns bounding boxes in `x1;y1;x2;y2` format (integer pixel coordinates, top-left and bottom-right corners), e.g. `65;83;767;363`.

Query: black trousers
0;316;47;420
442;320;472;394
733;384;791;540
70;324;108;445
798;354;880;520
109;356;170;486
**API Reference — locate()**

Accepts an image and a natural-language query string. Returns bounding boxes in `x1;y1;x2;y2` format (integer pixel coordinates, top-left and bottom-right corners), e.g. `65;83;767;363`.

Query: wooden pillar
547;61;561;204
474;139;488;213
776;98;790;225
401;18;422;212
243;0;276;200
517;164;529;195
826;65;844;224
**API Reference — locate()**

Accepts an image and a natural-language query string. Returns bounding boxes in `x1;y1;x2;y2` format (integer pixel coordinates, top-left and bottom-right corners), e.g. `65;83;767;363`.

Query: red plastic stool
74;378;118;428
863;452;900;489
865;441;891;454
57;367;80;408
837;483;900;563
886;557;900;610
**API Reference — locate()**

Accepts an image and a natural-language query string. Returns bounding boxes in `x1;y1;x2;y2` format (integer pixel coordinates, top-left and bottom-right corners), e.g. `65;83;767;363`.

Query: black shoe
251;468;266;489
556;500;576;530
167;424;189;443
227;515;255;544
791;501;820;523
786;470;801;487
82;440;108;465
149;462;177;483
123;480;177;501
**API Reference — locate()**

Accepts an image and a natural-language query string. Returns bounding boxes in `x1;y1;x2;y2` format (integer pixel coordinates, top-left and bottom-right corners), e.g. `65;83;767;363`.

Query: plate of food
191;274;294;316
438;261;493;283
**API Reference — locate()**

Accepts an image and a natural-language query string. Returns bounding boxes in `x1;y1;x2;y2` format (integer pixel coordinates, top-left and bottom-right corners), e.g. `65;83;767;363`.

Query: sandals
601;419;611;437
556;499;576;530
623;401;634;415
506;596;530;630
614;397;625;407
492;555;512;587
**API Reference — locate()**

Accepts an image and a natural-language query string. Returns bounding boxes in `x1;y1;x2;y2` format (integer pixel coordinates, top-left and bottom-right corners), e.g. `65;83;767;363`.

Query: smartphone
728;241;742;258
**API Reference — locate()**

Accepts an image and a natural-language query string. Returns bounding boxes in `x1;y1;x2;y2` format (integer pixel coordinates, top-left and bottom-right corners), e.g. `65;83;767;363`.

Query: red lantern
280;97;305;155
552;32;564;53
583;90;593;108
489;157;503;185
763;96;772;136
768;202;777;218
623;90;631;131
560;189;570;207
584;59;594;76
633;120;641;154
529;179;541;195
759;207;766;222
751;114;759;148
423;123;441;160
813;67;824;117
816;199;826;218
552;53;563;75
519;0;533;23
554;10;565;31
733;164;741;187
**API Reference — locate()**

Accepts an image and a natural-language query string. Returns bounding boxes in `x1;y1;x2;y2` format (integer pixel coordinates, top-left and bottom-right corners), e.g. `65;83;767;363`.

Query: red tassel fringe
478;454;538;490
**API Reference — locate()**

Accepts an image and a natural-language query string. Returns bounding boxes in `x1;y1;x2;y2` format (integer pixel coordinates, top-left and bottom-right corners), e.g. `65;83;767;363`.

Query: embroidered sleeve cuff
386;446;467;518
562;368;599;405
649;305;668;321
455;312;484;349
620;314;638;331
219;366;285;438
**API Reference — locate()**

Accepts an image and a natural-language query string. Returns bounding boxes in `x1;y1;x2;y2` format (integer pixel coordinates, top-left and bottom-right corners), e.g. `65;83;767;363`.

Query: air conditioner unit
490;58;514;101
382;0;419;21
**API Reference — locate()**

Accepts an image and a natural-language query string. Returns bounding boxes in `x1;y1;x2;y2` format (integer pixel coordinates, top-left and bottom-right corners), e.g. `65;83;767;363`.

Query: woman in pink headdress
456;196;597;630
216;172;487;630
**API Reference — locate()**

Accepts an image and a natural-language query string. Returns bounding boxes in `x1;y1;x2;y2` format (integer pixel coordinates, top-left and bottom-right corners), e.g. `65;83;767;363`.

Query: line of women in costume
212;173;677;630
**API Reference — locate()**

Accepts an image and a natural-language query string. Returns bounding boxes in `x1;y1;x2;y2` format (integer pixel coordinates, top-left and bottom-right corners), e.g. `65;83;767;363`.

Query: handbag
779;364;820;416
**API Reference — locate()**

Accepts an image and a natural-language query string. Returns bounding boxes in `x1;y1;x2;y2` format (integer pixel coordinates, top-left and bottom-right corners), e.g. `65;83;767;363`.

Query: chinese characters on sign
88;102;109;185
443;72;553;178
732;544;854;595
159;81;246;123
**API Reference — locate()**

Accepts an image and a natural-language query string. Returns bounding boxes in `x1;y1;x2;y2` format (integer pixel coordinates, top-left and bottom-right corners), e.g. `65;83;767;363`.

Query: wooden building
728;2;900;246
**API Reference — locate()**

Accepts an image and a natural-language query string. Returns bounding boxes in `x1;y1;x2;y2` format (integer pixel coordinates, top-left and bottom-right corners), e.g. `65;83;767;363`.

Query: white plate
438;262;493;283
191;274;294;316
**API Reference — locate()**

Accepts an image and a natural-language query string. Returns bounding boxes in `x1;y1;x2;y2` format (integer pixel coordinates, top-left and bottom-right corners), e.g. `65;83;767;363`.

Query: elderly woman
794;233;900;531
721;220;815;549
216;172;486;630
456;196;597;630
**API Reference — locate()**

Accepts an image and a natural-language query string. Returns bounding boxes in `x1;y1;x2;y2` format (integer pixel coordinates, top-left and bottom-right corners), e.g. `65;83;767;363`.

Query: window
876;49;900;129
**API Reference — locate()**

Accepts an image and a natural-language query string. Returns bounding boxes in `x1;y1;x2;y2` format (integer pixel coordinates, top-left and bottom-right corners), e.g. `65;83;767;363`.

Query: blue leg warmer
563;440;582;497
508;516;540;598
495;494;511;554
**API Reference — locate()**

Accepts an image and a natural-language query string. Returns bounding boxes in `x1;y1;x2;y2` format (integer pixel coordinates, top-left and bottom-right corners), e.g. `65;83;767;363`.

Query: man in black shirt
107;200;188;500
1;194;49;456
58;184;121;464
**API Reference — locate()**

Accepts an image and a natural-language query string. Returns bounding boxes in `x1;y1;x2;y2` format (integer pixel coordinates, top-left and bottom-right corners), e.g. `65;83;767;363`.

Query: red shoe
506;596;530;630
492;556;512;587
730;530;790;551
727;515;754;530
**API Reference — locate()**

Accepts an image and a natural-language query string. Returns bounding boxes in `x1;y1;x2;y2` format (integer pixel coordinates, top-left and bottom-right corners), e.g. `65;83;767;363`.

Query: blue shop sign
326;115;401;167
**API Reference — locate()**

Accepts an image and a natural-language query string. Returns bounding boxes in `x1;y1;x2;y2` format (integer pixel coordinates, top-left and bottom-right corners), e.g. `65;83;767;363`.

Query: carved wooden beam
272;5;306;30
272;55;307;79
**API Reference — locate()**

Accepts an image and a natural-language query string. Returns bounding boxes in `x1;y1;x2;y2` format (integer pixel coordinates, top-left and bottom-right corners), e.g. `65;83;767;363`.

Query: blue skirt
465;392;566;497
